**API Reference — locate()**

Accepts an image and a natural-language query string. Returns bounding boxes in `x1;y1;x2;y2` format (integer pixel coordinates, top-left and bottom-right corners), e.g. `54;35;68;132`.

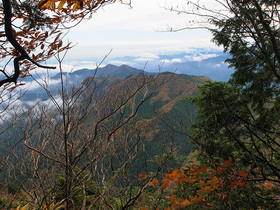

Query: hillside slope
81;72;210;165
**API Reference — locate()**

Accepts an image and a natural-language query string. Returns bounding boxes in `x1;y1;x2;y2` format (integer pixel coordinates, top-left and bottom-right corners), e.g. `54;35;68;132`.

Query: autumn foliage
38;0;124;12
134;154;280;209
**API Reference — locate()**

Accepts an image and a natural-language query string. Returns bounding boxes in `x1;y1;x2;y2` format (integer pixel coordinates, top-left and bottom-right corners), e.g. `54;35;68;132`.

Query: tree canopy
149;0;280;208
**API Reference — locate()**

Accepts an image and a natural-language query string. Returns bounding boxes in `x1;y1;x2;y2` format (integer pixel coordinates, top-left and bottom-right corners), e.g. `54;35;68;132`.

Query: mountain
80;71;210;162
163;54;234;81
20;64;151;101
5;63;211;178
104;49;234;81
50;64;143;83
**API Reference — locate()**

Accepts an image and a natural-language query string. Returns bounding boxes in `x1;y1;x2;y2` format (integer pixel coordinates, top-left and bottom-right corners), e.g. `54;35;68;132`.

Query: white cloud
160;58;182;63
134;53;160;62
185;53;219;62
171;58;182;63
134;58;154;62
160;59;171;63
137;53;160;59
214;64;221;67
185;55;192;61
25;79;61;91
111;60;132;65
63;0;217;59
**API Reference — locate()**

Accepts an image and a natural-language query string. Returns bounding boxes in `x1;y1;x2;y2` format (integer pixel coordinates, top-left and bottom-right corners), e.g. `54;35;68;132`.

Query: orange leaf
216;166;225;175
169;194;177;204
238;171;248;177
199;180;205;186
207;176;219;185
78;123;84;128
264;180;273;190
237;178;247;186
223;160;232;167
188;177;196;183
254;168;260;173
159;178;170;189
198;165;207;172
230;182;237;189
151;178;159;186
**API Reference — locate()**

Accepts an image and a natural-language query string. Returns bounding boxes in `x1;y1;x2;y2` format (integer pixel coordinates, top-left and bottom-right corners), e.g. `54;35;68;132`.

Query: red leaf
216;166;225;175
223;160;231;167
198;165;207;172
238;171;248;177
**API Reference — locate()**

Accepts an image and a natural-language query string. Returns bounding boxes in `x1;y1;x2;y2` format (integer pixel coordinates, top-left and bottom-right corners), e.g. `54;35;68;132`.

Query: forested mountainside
0;66;210;209
81;72;209;160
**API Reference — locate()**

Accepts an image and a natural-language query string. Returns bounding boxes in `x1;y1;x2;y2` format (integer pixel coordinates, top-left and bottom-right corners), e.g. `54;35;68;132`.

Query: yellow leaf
53;199;65;209
72;2;80;11
190;196;204;204
86;0;91;7
45;0;52;9
207;176;219;185
58;0;66;10
21;204;31;210
197;186;213;194
179;199;191;207
264;180;273;190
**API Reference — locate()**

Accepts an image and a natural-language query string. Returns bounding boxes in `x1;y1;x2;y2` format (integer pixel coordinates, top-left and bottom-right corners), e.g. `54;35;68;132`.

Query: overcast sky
63;0;219;61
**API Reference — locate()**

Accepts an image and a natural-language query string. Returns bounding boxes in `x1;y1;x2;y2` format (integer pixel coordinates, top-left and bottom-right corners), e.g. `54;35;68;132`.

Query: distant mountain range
163;54;234;81
21;50;234;97
104;49;234;81
19;49;235;101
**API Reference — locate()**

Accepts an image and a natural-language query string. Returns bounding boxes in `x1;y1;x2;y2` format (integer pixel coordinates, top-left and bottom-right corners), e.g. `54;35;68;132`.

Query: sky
58;0;220;70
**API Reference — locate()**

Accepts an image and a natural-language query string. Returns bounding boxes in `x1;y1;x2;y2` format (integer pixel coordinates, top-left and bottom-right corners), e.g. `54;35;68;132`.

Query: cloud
185;55;192;61
160;58;182;63
25;78;62;91
111;60;132;65
185;53;219;61
160;59;171;63
214;64;221;67
134;53;160;62
134;58;154;61
171;58;182;63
